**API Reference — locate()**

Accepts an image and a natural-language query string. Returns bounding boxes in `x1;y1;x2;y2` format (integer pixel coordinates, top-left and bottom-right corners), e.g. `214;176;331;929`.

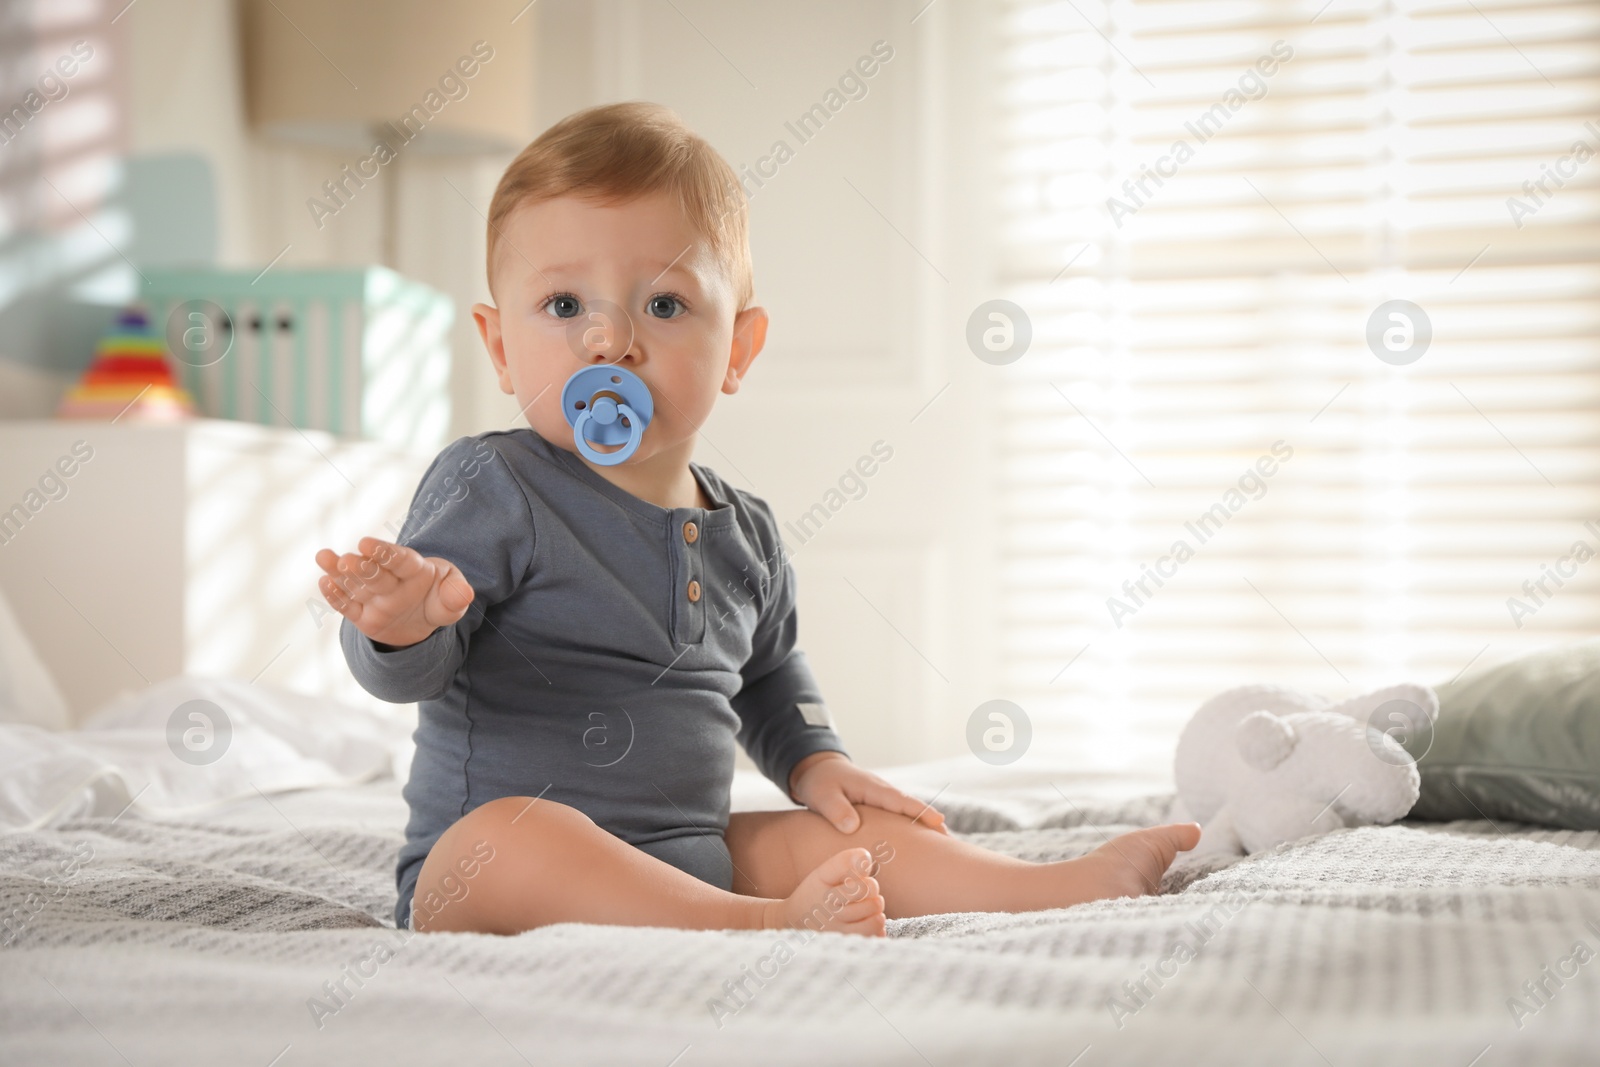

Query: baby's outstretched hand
314;536;475;649
788;752;949;835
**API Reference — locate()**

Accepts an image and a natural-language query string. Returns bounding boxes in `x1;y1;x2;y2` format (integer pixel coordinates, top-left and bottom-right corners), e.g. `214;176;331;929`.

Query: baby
316;101;1199;937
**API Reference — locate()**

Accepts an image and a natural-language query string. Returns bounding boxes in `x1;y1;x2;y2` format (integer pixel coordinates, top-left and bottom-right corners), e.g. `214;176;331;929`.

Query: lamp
242;0;535;266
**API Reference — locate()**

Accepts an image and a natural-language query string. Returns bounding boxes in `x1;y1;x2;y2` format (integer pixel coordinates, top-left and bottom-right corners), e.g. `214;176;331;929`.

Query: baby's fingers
313;537;406;588
317;573;368;624
315;557;389;610
866;784;948;834
317;572;350;611
808;788;863;835
356;537;430;580
313;553;377;603
314;551;398;607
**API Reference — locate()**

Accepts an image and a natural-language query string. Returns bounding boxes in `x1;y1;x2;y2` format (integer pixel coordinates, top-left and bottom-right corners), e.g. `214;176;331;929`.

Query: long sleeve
339;435;536;704
732;519;849;795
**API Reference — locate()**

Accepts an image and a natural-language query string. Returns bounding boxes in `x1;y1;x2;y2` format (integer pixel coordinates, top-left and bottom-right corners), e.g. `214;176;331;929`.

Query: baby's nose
567;299;639;365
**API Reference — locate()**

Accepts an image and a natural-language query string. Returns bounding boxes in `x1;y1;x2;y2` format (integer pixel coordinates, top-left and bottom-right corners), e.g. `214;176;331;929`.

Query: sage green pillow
1409;639;1600;830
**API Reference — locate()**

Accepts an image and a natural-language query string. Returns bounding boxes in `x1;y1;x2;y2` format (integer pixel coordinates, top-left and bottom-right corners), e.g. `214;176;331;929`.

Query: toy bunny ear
1235;710;1297;770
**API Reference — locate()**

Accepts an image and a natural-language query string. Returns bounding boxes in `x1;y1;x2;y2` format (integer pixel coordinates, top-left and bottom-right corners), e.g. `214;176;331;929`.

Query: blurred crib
144;266;454;453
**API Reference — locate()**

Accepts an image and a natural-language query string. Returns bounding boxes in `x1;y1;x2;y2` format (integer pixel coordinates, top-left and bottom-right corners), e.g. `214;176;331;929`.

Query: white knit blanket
2;785;1598;1066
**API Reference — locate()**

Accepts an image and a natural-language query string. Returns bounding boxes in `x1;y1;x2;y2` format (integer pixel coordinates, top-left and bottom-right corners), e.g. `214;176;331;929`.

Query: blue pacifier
560;365;654;466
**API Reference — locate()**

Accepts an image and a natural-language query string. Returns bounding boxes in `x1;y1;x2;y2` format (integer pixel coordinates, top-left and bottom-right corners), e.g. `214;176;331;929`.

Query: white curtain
995;0;1600;771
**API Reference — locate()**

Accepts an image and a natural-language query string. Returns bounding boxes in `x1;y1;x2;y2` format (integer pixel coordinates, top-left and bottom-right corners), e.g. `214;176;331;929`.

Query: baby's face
474;190;763;467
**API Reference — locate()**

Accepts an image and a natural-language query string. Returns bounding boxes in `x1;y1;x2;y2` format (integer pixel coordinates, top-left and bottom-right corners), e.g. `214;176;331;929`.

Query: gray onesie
338;428;850;929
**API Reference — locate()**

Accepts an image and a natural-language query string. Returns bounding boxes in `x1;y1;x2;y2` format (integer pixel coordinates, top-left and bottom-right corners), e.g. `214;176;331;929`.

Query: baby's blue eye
648;295;684;319
546;295;581;319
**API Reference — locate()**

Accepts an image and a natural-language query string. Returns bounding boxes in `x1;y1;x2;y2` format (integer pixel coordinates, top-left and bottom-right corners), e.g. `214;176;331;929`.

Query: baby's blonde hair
485;101;753;311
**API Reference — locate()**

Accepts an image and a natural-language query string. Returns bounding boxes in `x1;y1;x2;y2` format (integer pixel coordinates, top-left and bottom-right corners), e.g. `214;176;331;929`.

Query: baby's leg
725;805;1200;919
410;795;888;936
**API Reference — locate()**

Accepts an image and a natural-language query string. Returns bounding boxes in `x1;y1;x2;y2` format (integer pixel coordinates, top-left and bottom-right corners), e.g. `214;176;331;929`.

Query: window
996;0;1600;771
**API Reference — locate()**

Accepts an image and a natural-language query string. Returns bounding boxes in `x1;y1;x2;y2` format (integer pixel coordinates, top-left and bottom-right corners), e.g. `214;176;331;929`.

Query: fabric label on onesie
797;702;833;728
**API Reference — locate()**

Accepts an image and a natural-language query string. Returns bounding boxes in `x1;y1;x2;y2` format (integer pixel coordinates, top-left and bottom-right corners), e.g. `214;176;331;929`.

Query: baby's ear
724;306;769;394
472;303;512;393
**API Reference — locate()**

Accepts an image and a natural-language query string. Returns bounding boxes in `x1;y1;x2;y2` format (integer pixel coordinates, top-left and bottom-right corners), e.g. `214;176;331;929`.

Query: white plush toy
1172;683;1438;856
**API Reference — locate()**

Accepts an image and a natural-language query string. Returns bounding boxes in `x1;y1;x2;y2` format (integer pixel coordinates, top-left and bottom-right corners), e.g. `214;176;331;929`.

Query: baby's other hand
788;752;949;835
314;536;475;649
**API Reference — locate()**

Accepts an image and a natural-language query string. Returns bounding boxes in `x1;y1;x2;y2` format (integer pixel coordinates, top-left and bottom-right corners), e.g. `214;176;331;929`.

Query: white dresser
0;418;433;725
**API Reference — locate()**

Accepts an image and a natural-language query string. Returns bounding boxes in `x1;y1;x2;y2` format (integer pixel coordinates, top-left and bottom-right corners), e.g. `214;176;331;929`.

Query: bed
2;679;1599;1066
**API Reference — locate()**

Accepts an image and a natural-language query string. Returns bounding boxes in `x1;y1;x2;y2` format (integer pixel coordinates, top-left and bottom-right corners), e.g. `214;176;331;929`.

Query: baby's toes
1148;821;1203;864
830;890;885;926
834;911;888;937
1171;821;1202;852
778;848;887;936
824;886;887;936
815;847;876;890
1091;823;1200;898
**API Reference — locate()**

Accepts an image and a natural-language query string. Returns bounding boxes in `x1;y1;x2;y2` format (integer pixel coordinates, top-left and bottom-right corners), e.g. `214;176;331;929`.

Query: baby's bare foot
763;847;887;937
1076;823;1202;903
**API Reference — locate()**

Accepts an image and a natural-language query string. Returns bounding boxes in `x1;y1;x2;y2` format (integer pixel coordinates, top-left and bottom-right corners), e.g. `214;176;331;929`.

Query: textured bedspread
2;784;1598;1066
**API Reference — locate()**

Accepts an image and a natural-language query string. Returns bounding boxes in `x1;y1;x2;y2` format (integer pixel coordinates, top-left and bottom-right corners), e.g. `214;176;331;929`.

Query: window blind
995;0;1600;771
